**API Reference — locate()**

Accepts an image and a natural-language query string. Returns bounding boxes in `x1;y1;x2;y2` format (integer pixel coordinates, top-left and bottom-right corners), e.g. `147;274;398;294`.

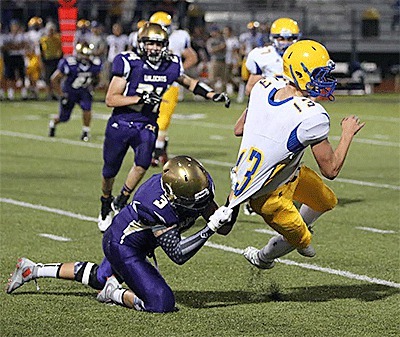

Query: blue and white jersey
246;45;283;78
111;50;183;125
57;56;102;93
230;76;330;208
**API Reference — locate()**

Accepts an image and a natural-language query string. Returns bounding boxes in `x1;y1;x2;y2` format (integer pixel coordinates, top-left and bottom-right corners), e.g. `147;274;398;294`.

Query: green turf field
1;93;399;337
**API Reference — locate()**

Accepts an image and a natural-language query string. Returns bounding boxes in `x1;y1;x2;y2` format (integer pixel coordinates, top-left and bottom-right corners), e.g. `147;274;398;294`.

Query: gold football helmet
137;22;169;63
28;17;43;29
162;156;213;211
269;17;301;55
77;19;90;30
75;42;94;60
283;40;337;99
149;11;172;27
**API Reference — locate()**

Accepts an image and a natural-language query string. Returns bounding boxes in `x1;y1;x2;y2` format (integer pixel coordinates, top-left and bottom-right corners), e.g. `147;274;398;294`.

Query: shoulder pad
66;56;77;65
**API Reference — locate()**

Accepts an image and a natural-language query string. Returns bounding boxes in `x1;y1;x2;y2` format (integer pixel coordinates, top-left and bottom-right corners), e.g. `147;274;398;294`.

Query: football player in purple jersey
98;22;230;231
6;156;233;313
48;41;102;142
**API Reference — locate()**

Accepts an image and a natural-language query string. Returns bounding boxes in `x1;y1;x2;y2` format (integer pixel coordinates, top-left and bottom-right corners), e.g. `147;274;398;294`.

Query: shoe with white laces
97;276;122;304
297;245;316;257
243;246;275;269
6;257;41;294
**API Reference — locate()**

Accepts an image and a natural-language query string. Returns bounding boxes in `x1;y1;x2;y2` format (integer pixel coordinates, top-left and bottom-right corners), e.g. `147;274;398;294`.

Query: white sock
111;288;126;305
299;205;323;227
82;126;90;133
35;263;62;278
49;120;55;128
258;235;295;261
155;139;165;149
7;88;14;99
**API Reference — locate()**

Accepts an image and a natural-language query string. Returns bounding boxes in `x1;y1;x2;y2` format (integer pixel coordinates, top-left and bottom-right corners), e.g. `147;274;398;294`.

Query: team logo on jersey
144;75;167;82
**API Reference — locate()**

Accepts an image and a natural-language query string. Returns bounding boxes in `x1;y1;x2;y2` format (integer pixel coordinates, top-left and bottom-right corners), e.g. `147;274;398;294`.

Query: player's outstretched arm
177;74;231;108
311;115;365;180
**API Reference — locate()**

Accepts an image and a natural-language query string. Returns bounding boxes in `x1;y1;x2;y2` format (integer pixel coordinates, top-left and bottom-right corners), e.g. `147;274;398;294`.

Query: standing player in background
105;23;129;83
225;40;365;269
40;22;63;100
127;19;147;50
48;42;102;141
237;21;263;103
98;23;230;231
148;11;198;166
245;17;301;96
25;17;44;99
242;17;301;215
74;19;92;45
7;156;233;313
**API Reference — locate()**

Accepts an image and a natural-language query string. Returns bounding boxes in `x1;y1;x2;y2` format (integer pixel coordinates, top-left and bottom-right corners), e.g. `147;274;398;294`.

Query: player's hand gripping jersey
230;76;330;207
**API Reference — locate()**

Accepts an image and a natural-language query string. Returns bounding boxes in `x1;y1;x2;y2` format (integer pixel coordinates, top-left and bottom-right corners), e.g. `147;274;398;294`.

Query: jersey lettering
234;148;263;196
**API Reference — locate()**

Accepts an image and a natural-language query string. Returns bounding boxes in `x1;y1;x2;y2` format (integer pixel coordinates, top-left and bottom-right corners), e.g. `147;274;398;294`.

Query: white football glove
207;206;233;232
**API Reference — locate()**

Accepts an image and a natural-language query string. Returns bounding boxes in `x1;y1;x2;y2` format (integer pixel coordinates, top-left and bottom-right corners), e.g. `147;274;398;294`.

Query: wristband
193;81;213;99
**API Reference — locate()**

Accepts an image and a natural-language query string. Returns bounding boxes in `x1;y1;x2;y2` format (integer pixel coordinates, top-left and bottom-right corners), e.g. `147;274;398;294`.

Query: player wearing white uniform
245;17;301;96
222;40;365;270
128;20;146;50
149;11;198;166
242;18;301;216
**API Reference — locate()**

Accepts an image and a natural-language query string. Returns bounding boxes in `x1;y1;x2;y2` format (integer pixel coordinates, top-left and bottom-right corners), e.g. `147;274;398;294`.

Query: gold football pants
157;86;179;131
250;166;338;248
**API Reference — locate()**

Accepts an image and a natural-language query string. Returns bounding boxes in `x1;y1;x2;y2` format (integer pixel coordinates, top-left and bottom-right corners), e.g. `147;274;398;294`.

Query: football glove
212;92;230;108
139;91;162;105
207;206;233;232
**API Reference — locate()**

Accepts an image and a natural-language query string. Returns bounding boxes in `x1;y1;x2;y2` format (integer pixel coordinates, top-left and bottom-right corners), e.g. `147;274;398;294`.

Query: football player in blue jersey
49;41;102;141
98;22;230;231
7;156;233;313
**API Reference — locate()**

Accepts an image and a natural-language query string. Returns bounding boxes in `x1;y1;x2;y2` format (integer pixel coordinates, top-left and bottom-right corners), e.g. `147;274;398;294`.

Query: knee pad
74;262;103;290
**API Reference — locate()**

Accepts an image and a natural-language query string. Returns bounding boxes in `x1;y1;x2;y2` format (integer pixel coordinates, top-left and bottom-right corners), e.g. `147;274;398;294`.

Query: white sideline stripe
356;226;396;234
330;136;399;147
254;228;278;236
38;233;72;242
2;197;400;289
0;198;98;222
1;130;399;191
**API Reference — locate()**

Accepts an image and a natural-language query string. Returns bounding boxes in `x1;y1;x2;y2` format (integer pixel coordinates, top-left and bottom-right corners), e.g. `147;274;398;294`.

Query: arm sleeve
156;225;214;265
297;112;330;147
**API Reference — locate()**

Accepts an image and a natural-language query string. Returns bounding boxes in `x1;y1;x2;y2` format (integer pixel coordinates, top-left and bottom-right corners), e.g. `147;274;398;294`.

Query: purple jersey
108;173;215;249
111;51;183;125
57;56;102;94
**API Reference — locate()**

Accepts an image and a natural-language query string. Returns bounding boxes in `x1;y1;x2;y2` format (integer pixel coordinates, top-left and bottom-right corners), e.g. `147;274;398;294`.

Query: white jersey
106;34;129;62
168;29;191;87
128;31;138;48
246;45;283;77
25;29;44;55
230;76;330;208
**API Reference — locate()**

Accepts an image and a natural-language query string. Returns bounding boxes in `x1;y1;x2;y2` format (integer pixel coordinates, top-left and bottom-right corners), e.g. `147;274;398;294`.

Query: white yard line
1;197;399;289
1;130;399;191
355;227;396;234
38;233;72;242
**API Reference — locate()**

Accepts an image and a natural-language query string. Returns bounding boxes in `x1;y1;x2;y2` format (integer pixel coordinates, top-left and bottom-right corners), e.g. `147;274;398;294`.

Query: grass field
1;93;399;337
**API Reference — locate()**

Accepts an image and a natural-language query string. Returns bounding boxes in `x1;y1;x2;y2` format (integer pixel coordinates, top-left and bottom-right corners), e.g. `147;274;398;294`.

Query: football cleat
48;122;56;137
81;131;90;142
243;202;257;216
243;246;275;269
98;196;114;232
6;257;41;294
111;194;129;215
297;245;316;257
97;275;122;304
